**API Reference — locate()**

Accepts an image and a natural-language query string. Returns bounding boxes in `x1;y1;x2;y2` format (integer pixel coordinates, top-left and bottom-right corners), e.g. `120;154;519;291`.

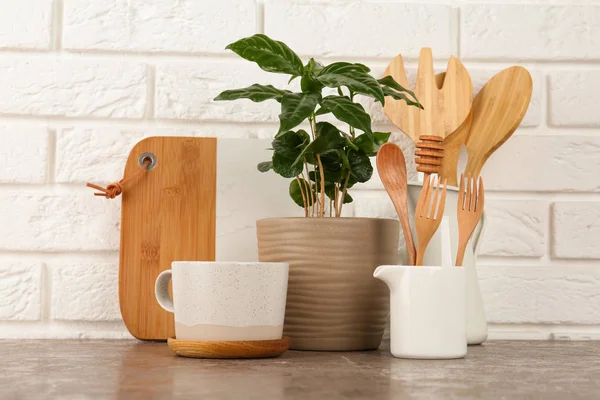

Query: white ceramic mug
155;261;289;341
374;265;466;359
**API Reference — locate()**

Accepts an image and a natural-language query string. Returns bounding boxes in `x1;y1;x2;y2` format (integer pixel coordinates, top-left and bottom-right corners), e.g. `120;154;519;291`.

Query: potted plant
215;34;422;351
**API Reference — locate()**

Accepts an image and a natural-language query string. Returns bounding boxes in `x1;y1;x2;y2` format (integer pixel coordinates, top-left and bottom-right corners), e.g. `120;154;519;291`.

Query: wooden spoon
383;48;473;143
435;72;473;187
465;66;533;177
376;143;416;266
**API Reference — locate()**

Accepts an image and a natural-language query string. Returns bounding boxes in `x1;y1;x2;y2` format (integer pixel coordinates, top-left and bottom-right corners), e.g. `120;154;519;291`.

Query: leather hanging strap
87;159;151;199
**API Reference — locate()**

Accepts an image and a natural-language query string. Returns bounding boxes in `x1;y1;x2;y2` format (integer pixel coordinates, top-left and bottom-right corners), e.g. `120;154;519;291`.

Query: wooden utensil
383;48;473;143
465;66;533;177
456;174;484;266
415;175;447;266
376;143;416;265
120;137;217;340
436;71;473;187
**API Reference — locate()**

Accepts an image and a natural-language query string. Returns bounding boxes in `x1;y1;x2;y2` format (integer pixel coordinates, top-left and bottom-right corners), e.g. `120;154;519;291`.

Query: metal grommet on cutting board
138;152;157;170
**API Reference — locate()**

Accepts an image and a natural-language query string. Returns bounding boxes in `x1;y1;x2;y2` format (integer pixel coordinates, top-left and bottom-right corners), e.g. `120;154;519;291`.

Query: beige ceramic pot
257;217;399;351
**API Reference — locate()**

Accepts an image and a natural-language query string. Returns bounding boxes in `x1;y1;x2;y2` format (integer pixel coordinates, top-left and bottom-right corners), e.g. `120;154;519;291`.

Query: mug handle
155;270;174;313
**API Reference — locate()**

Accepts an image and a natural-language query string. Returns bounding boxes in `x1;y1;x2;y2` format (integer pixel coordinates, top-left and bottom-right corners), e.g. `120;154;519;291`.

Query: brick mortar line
51;0;63;51
145;65;156;120
0;48;599;69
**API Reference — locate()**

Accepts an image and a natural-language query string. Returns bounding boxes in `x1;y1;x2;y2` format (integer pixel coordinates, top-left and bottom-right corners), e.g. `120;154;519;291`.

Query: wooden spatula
383;48;473;143
376;143;416;265
465;67;533;177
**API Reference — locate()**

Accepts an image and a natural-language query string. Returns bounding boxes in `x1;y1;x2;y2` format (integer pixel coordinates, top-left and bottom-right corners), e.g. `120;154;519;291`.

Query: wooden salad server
383;48;473;144
376;143;416;266
465;66;533;177
456;174;484;266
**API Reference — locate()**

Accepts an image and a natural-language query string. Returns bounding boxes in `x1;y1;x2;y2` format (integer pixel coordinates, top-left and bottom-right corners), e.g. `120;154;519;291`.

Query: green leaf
320;96;373;138
343;133;359;151
378;76;421;106
342;192;353;204
322;181;353;204
226;34;304;76
301;73;324;93
305;58;324;74
314;106;330;116
319;152;343;177
272;130;310;160
354;132;391;157
214;84;291;103
309;168;343;183
382;86;423;109
273;152;303;178
318;62;371;75
293;122;345;166
339;149;350;170
289;178;315;208
317;64;384;103
277;92;320;135
257;161;273;172
348;150;373;183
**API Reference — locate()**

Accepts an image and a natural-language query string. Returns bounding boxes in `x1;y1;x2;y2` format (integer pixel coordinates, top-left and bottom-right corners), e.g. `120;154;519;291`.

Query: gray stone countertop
1;340;599;399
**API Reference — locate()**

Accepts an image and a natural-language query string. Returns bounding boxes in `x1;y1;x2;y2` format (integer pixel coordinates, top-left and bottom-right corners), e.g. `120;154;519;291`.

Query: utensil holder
407;182;487;345
374;265;466;359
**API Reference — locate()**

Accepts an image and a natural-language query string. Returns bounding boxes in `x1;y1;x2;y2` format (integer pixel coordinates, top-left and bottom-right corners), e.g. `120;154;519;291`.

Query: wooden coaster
167;336;291;359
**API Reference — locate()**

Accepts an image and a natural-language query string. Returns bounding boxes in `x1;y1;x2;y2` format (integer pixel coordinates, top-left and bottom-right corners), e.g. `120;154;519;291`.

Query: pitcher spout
373;265;395;287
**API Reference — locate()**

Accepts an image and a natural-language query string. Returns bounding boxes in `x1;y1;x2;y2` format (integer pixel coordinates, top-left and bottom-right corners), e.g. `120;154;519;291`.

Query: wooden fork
456;174;484;266
415;175;448;266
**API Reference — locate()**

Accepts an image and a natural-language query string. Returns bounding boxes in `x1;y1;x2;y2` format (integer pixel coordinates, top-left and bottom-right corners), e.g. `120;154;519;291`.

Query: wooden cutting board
120;137;217;341
119;137;301;341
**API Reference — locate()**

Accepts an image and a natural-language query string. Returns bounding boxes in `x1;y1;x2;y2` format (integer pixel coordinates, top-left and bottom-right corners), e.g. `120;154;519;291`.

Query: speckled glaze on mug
155;262;289;341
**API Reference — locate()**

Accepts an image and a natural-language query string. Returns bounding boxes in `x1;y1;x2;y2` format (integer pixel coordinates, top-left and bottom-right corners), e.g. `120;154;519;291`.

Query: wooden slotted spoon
465;66;533;177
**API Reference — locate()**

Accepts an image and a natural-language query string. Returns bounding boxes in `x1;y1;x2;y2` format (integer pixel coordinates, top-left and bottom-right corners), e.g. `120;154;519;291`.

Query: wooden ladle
465;66;533;177
376;143;416;266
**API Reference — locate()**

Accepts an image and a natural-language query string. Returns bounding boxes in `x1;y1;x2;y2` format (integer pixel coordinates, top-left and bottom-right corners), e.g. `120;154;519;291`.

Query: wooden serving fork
415;175;448;266
456;174;484;266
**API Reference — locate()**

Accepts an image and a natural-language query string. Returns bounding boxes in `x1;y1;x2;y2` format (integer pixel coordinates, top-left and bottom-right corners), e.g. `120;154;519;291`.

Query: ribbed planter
257;217;399;351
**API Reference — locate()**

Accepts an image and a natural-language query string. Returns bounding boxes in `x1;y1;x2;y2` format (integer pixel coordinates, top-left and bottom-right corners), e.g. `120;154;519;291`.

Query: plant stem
308;115;315;141
316;155;325;217
333;183;340;217
337;172;350;217
349;90;356;139
310;113;326;217
329;197;333;217
308;116;319;217
295;176;308;217
303;161;314;218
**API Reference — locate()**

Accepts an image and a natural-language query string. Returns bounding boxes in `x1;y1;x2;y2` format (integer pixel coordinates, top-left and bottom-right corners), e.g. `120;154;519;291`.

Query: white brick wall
63;0;256;54
0;0;53;50
1;0;600;340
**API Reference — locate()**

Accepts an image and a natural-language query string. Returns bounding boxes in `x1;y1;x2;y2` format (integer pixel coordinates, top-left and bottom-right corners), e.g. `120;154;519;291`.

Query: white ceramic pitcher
405;181;487;345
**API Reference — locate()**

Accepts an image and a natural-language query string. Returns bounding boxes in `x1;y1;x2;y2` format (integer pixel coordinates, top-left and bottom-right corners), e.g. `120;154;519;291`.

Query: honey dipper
415;135;444;179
